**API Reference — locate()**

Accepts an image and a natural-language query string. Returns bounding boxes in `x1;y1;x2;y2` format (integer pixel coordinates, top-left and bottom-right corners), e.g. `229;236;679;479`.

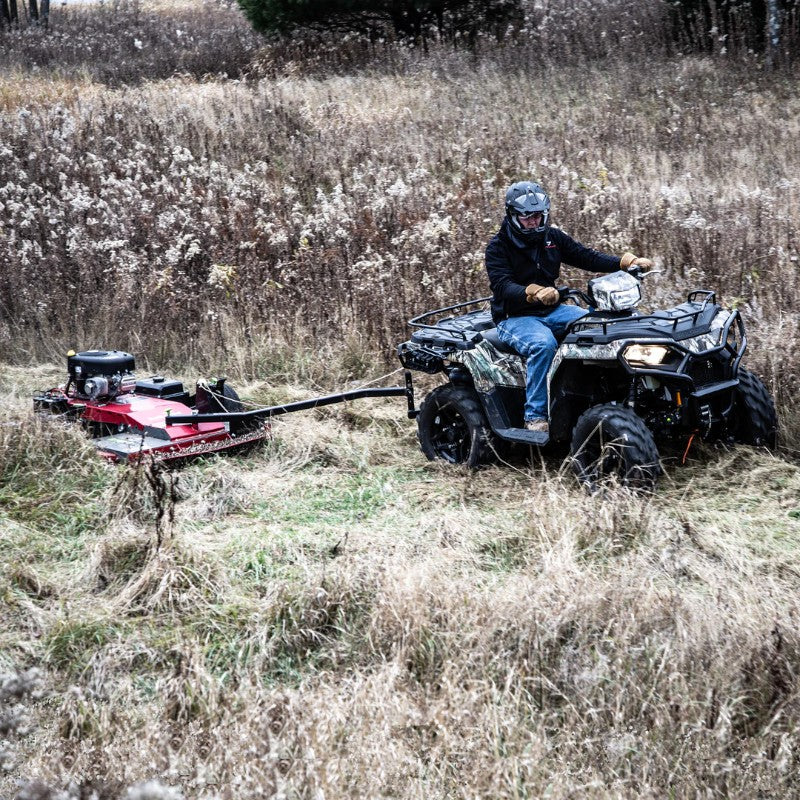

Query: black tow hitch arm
165;370;418;428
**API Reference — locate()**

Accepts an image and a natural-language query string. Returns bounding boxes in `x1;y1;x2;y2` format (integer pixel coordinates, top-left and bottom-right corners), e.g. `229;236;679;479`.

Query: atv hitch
165;370;418;430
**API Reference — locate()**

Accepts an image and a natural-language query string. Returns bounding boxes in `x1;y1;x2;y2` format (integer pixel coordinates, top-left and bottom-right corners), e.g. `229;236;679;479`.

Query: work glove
619;252;654;271
525;283;560;306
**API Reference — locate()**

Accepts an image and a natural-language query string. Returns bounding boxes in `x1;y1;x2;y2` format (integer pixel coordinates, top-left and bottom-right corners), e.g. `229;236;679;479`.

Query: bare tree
1;0;48;28
3;0;18;24
765;0;780;69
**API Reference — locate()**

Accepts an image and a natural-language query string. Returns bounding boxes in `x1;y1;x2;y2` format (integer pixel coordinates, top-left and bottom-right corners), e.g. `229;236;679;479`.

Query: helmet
505;181;550;241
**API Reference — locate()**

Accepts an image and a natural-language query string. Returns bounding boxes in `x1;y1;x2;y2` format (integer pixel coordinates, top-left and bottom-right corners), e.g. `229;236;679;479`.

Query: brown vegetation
2;1;800;797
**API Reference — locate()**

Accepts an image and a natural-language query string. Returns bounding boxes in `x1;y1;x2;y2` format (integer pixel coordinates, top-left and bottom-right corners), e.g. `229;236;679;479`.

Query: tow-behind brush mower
34;349;414;464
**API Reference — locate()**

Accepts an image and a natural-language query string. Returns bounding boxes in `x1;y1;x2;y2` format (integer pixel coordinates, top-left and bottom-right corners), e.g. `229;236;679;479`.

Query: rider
485;180;653;433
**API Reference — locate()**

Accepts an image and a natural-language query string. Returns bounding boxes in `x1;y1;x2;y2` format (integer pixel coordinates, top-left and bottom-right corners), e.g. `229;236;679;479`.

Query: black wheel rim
430;408;471;463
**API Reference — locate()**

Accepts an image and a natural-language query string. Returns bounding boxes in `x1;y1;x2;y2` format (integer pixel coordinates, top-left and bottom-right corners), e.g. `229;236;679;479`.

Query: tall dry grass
2;56;800;387
3;390;800;798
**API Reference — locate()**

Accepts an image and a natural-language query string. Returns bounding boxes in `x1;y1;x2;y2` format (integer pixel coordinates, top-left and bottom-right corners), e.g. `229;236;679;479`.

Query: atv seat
480;326;569;355
479;327;520;355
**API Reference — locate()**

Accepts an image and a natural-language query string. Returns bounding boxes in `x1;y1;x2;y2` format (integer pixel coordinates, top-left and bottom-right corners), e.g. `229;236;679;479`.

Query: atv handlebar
559;285;592;306
628;266;662;281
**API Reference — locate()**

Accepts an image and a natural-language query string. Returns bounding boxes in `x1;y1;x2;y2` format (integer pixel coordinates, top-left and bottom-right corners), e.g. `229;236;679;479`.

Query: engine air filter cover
68;350;136;380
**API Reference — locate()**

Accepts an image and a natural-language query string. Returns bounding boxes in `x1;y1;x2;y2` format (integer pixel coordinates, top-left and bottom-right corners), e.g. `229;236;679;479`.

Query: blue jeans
497;305;588;421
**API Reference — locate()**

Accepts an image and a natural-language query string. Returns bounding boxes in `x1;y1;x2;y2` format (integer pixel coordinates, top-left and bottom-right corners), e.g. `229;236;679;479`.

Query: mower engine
68;349;137;402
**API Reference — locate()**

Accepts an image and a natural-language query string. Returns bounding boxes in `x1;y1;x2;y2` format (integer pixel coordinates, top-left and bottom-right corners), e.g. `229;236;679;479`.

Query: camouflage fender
450;340;526;392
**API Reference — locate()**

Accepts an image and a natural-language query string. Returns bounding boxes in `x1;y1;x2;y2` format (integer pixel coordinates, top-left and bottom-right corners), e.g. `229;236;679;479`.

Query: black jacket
485;219;620;322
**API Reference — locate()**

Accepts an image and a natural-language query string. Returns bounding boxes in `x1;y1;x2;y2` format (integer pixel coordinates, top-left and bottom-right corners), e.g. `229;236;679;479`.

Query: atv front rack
570;290;724;341
165;372;417;431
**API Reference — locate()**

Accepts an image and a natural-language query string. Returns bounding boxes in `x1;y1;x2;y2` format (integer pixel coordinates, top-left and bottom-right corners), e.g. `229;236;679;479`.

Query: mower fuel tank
135;376;191;404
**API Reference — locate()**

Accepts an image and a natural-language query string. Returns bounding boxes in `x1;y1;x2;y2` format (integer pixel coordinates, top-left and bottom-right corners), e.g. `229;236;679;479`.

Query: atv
397;267;777;490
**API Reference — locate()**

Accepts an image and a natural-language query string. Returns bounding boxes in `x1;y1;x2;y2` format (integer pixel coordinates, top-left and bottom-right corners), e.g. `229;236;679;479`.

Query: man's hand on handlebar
619;252;654;271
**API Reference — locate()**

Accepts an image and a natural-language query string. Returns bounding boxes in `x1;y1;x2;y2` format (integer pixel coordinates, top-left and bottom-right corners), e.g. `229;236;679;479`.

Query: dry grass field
2;1;800;798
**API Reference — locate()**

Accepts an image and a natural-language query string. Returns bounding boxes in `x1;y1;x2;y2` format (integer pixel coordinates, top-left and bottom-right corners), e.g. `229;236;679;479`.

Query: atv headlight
623;344;673;367
588;271;642;311
607;284;642;311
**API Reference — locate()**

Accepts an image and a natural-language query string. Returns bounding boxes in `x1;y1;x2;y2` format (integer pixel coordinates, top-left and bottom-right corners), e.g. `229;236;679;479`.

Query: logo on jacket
545;240;555;248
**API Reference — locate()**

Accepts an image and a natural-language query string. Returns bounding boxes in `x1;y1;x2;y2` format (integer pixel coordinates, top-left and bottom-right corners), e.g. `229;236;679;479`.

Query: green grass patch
238;547;305;584
665;449;800;558
186;603;259;678
45;618;124;676
250;467;420;532
476;529;535;572
0;413;114;539
0;508;99;569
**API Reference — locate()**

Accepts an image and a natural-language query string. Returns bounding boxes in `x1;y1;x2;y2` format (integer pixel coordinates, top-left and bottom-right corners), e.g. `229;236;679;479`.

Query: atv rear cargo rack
407;296;494;347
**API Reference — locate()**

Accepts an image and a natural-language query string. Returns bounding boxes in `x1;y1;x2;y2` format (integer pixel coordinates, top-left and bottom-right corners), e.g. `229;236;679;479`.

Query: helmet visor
512;208;548;235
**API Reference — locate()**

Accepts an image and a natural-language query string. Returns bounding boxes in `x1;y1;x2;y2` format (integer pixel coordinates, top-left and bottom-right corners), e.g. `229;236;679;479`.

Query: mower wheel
220;383;244;413
570;403;661;492
732;367;777;448
417;383;494;467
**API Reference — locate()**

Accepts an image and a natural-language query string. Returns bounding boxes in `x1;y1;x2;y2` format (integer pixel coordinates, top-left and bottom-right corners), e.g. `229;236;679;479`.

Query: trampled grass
4;357;800;796
3;1;800;797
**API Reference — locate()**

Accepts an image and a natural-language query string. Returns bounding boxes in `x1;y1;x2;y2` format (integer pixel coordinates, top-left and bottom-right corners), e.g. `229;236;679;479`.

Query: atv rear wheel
570;403;661;491
732;367;777;447
417;384;493;467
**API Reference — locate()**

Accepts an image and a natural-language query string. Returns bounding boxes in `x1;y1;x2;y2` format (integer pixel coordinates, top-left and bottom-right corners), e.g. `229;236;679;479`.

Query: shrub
235;0;522;43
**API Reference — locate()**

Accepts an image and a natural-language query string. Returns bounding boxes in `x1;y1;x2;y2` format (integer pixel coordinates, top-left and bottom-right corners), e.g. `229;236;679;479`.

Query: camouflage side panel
450;340;526;392
682;309;734;353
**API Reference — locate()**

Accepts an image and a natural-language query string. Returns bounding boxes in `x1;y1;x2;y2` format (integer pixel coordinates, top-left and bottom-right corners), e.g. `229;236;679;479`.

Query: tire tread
570;403;660;490
417;383;493;467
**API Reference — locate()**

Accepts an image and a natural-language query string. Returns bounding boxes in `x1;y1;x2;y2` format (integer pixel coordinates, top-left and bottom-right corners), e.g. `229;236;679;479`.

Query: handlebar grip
558;285;570;300
627;265;643;280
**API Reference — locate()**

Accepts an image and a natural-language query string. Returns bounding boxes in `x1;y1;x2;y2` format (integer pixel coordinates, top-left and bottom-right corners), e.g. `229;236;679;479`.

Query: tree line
234;0;521;44
1;0;796;68
1;0;49;27
234;0;796;58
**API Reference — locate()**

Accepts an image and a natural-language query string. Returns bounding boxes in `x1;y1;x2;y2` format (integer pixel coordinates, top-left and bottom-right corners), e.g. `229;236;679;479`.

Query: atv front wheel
732;367;777;447
417;384;493;467
570;403;661;491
